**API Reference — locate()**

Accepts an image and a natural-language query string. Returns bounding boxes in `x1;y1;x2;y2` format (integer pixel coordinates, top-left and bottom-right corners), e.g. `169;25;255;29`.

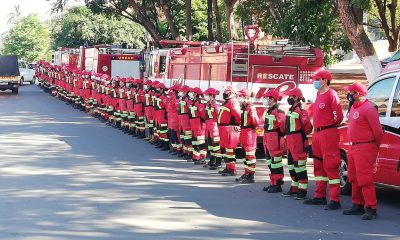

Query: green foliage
237;0;352;66
51;6;145;49
1;14;51;62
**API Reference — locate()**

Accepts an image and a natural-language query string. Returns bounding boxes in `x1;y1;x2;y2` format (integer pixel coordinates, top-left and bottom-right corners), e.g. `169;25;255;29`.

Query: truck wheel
20;77;24;86
12;88;19;94
340;151;351;195
30;77;36;85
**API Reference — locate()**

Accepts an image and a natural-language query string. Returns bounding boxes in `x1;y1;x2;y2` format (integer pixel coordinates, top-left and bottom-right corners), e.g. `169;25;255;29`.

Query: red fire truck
338;51;400;194
77;45;144;79
52;47;79;69
144;27;324;105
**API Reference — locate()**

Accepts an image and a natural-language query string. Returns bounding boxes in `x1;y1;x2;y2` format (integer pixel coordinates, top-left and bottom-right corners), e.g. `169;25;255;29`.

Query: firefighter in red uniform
150;81;161;144
167;85;182;154
262;90;286;193
282;88;313;200
342;83;383;220
188;87;207;164
124;79;134;133
177;85;193;160
117;78;128;129
143;80;155;140
235;89;260;183
133;79;146;138
218;86;241;176
202;88;222;170
152;83;170;150
305;70;344;210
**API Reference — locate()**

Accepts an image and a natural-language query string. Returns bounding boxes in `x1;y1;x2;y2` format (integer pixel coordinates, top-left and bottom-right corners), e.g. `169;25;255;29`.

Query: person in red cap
305;70;344;210
235;88;260;183
167;85;182;154
115;78;127;128
218;86;241;176
150;81;162;145
124;79;135;134
262;90;285;193
153;83;170;150
202;88;222;170
342;83;382;220
132;79;145;138
282;88;313;200
188;87;207;164
177;85;193;160
143;80;155;140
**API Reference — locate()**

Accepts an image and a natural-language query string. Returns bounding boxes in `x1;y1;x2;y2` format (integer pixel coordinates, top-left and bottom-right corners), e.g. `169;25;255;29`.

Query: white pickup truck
0;55;20;94
18;60;36;85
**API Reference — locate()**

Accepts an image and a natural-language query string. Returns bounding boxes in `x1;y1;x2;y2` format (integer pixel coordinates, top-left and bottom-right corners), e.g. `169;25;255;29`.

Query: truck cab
18;60;36;85
338;52;400;194
0;55;20;94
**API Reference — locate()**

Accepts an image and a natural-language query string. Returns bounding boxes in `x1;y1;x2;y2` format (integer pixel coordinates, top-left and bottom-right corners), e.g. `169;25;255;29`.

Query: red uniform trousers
190;118;206;161
286;133;309;193
263;131;284;185
156;110;168;142
205;120;221;164
240;128;257;175
168;114;180;151
348;143;378;209
178;114;192;155
312;128;341;202
219;126;240;172
144;106;154;135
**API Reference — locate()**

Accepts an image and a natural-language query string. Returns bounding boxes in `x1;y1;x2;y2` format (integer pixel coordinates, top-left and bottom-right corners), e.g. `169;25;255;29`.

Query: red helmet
157;83;166;89
151;80;160;87
169;84;181;91
144;80;152;86
310;70;332;82
286;88;303;100
180;85;190;92
223;86;236;95
238;88;254;98
263;90;280;101
203;88;219;96
190;87;203;95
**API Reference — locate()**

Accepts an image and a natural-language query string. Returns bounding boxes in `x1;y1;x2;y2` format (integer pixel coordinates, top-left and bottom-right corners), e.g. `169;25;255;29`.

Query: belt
315;124;337;132
349;140;375;146
218;124;239;127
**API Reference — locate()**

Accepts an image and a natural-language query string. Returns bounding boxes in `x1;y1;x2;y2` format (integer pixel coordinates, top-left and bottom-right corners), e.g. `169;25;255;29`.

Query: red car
338;55;400;194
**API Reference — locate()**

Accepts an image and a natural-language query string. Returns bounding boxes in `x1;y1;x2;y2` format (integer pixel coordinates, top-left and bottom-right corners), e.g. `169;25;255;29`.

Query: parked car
338;53;400;194
0;55;20;94
18;60;36;85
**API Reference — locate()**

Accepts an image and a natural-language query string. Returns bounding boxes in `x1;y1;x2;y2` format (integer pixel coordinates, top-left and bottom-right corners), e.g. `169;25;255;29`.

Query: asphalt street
0;85;399;240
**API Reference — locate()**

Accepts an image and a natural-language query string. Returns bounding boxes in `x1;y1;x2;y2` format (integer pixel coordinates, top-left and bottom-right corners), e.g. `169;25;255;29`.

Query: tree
337;0;382;82
51;6;145;49
1;14;51;62
224;0;239;40
186;0;193;40
207;0;214;40
213;0;223;42
7;4;21;24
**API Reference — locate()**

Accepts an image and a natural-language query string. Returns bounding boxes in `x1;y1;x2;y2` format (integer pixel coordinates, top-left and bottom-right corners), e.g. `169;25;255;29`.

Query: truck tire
30;77;36;85
340;151;351;195
20;77;24;86
12;88;19;94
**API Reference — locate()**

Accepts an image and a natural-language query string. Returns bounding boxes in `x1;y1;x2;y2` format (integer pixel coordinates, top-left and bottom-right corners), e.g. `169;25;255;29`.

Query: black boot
267;185;282;193
294;190;307;200
304;197;327;205
325;200;341;210
235;173;248;182
219;168;228;174
361;207;377;220
160;142;170;151
343;204;365;215
240;174;255;184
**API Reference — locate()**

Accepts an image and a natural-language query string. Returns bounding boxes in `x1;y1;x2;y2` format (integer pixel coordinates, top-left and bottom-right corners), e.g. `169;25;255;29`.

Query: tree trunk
159;0;181;40
185;0;193;40
127;0;162;46
213;0;223;42
207;0;214;40
224;0;239;40
337;0;382;83
373;0;399;52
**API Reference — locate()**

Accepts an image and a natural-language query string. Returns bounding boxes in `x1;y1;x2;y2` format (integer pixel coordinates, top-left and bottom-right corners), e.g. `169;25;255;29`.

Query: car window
367;76;396;117
18;61;24;68
390;80;400;117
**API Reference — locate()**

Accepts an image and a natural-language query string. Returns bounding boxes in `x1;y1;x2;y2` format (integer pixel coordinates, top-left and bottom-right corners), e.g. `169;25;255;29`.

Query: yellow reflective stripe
245;151;256;156
273;156;282;162
287;164;295;170
287;111;299;132
206;106;214;119
298;183;308;190
265;113;276;130
197;135;205;141
298;160;307;166
189;105;198;117
329;179;340;184
213;137;220;142
266;159;272;165
315;176;329;182
295;166;307;173
243;110;248;126
246;160;257;165
291;181;299;187
271;162;283;169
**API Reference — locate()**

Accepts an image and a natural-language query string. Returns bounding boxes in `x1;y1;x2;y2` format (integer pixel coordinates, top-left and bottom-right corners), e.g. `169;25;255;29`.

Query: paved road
0;85;399;240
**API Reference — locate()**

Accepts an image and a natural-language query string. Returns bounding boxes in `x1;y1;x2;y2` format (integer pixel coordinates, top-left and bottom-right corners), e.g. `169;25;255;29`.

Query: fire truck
52;47;79;68
77;45;144;79
144;26;324;104
338;51;400;194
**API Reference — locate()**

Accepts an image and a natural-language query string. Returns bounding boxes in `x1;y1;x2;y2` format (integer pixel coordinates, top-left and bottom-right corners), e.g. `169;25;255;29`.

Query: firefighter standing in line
305;70;344;210
342;83;383;220
262;90;286;193
143;80;155;140
153;83;170;151
133;79;146;138
177;85;193;160
217;86;241;176
167;85;182;154
188;87;207;164
125;79;135;133
202;88;222;170
118;78;128;129
282;88;313;200
235;88;260;184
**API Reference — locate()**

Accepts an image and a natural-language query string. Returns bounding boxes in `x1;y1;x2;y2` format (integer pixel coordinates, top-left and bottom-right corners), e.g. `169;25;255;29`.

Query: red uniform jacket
312;89;343;128
285;105;313;135
240;103;260;129
217;98;241;126
263;104;285;134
